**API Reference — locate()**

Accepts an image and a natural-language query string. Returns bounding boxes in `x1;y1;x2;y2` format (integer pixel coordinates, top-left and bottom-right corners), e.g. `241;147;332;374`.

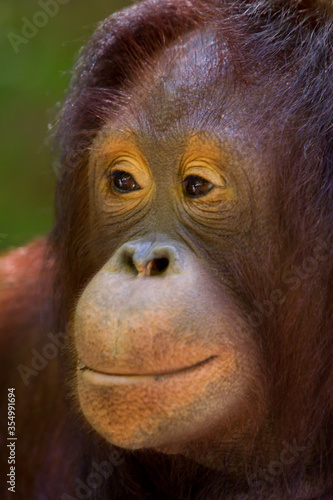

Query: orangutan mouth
79;355;217;382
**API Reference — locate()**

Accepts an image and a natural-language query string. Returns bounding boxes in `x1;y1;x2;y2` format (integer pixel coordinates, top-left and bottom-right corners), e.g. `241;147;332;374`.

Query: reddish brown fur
1;0;333;498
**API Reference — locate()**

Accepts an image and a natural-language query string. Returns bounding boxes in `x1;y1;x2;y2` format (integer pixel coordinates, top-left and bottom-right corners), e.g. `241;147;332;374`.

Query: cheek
73;267;266;453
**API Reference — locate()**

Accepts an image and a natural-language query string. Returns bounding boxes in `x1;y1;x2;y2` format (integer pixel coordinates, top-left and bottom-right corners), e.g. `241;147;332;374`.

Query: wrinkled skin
73;30;278;468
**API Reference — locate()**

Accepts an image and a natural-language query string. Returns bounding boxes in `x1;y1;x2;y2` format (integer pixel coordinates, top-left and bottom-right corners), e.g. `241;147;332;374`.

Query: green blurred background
0;0;130;252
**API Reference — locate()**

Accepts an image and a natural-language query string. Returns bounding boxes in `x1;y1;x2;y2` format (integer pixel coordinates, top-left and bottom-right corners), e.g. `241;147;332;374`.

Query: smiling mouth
79;355;217;383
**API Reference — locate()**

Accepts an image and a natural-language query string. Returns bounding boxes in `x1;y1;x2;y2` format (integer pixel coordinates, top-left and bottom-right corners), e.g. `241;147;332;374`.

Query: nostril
121;251;138;275
149;257;169;276
120;252;169;276
117;244;174;276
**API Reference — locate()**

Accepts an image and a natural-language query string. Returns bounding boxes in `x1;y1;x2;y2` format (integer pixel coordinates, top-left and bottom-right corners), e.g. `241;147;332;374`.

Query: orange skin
73;130;267;466
75;251;263;465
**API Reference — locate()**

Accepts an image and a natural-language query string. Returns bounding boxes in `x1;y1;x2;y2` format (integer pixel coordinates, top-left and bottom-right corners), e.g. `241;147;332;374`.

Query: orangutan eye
183;175;214;198
110;170;141;193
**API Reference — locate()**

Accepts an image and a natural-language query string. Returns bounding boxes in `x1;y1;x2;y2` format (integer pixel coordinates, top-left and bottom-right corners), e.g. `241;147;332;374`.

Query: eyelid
107;169;137;183
109;169;136;179
110;159;135;171
183;163;227;187
182;174;213;186
110;154;147;173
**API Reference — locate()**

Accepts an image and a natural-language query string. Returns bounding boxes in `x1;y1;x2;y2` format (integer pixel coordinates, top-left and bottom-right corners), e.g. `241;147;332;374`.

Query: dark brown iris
183;175;214;198
110;170;141;193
